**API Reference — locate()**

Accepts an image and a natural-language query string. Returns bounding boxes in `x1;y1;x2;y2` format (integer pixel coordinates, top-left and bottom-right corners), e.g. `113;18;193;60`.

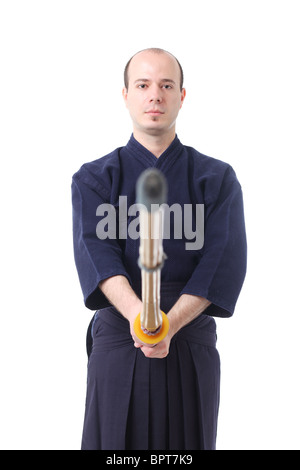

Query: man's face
123;51;186;137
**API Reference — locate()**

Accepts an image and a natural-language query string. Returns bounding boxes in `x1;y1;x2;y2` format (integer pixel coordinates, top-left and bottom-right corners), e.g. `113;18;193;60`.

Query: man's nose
149;85;162;102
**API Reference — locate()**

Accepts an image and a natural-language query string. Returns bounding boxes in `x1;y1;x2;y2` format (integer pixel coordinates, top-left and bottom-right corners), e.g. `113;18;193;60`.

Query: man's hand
129;317;173;359
135;335;172;359
130;293;211;359
100;275;172;359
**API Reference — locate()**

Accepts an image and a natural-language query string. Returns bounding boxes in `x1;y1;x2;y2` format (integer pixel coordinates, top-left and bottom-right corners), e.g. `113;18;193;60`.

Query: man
72;48;247;450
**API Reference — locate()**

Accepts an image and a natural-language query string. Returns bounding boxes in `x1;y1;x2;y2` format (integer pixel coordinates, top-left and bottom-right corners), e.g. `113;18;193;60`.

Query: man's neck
133;129;176;158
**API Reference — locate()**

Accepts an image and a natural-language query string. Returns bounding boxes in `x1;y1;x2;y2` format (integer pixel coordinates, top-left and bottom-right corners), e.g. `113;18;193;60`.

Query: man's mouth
145;110;164;115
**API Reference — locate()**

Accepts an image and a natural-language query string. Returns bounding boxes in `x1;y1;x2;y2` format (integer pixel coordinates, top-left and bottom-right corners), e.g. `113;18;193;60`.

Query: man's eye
163;85;172;89
138;84;147;89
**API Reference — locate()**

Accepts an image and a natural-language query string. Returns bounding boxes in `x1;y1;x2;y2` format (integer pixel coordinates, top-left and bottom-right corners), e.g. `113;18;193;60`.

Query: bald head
124;48;184;91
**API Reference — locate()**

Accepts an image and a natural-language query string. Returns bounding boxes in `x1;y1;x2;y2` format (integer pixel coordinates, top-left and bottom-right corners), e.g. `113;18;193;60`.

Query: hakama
82;305;219;450
72;135;247;450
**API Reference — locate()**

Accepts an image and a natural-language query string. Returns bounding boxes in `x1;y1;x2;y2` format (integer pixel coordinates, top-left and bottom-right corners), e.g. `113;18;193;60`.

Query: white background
0;0;299;450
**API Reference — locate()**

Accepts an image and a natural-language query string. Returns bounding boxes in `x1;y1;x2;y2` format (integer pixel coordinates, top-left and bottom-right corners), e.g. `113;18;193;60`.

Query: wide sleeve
72;168;131;310
180;167;247;318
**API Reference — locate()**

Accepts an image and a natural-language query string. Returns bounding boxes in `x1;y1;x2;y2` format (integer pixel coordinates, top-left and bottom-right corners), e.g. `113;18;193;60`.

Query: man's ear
180;88;186;109
122;87;128;107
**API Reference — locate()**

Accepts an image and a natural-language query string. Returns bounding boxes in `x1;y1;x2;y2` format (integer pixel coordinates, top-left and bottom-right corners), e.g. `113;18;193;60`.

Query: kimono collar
124;134;184;172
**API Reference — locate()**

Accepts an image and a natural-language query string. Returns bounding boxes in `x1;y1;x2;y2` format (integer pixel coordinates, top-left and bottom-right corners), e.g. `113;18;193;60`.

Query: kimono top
72;134;247;320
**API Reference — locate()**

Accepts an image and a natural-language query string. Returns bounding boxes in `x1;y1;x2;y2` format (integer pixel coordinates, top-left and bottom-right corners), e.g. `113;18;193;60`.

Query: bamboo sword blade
133;168;169;345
